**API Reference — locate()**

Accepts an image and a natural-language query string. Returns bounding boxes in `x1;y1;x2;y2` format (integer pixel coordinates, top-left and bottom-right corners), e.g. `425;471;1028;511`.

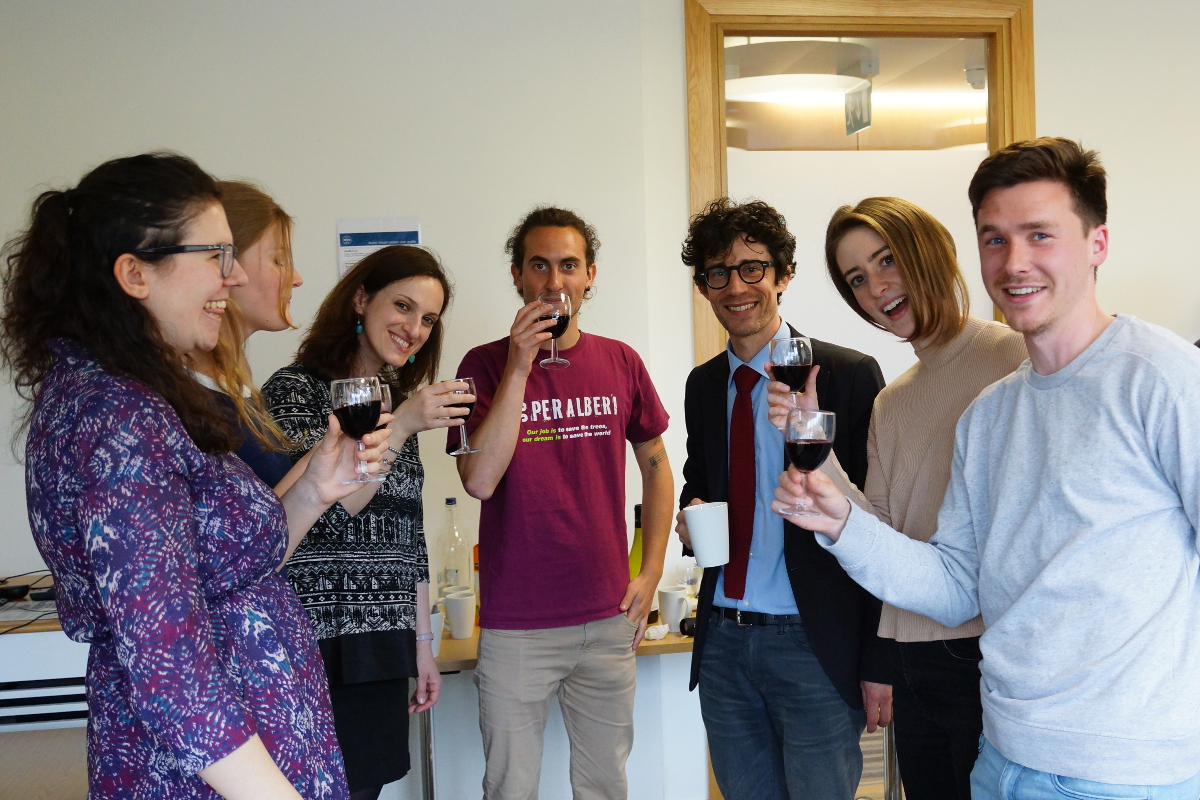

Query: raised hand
771;464;852;540
392;380;474;440
765;363;820;430
506;300;558;377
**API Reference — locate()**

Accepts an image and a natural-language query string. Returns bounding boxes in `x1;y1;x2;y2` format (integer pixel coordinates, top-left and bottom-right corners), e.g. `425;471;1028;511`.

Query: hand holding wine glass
538;291;572;370
772;465;852;540
766;363;820;431
330;377;387;485
780;408;836;517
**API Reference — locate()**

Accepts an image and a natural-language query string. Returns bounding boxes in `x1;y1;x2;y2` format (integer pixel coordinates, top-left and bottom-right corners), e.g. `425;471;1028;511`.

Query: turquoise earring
355;315;364;335
407;355;416;364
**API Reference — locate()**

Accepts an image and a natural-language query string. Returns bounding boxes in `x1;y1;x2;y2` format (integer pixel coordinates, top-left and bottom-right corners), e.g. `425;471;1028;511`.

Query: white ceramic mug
429;609;445;658
444;593;476;639
658;585;690;633
681;502;731;568
442;585;472;599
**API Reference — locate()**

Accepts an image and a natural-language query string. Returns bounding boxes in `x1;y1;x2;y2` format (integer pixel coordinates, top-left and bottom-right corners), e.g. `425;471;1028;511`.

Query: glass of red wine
538;291;572;370
781;408;836;517
768;337;813;396
448;376;481;456
330;377;386;484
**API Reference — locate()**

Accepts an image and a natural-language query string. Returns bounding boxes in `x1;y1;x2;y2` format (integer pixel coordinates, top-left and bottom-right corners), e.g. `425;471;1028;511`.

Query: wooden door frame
686;0;1035;365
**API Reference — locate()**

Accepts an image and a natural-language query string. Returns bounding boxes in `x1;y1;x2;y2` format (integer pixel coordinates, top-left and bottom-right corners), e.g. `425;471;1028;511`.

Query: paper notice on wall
337;217;420;275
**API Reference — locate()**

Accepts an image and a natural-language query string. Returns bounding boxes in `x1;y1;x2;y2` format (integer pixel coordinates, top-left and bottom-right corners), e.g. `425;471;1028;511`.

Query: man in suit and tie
676;198;892;800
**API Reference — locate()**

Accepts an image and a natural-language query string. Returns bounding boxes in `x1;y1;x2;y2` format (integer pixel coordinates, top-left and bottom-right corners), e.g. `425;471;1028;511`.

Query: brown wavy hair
296;245;452;395
1;152;240;453
206;180;295;450
968;137;1106;232
825;197;969;347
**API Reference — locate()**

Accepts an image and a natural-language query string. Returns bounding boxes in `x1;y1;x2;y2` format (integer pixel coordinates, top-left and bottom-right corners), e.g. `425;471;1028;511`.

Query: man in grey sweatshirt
774;138;1200;797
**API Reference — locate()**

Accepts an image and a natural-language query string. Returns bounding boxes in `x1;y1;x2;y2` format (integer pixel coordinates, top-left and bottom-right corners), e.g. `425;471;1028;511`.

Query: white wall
728;148;990;383
1035;1;1200;342
0;0;694;590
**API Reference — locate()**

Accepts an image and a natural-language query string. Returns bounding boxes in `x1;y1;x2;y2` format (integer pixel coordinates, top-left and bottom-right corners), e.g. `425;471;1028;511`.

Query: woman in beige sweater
768;197;1025;800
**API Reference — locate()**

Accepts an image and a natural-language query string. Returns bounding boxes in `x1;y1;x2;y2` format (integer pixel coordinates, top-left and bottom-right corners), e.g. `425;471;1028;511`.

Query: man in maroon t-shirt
450;206;673;800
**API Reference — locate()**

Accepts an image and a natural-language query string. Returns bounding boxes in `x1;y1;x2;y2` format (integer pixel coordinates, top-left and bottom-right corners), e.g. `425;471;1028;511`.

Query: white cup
429;609;445;658
682;502;730;568
658;585;690;633
444;593;476;639
442;585;471;599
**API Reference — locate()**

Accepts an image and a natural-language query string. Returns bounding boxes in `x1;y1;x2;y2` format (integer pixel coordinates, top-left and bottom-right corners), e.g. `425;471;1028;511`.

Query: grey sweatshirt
824;315;1200;784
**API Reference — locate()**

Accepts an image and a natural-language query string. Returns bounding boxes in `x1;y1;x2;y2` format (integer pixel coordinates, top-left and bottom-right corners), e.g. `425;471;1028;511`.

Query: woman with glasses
768;197;1026;800
262;246;470;800
0;152;398;799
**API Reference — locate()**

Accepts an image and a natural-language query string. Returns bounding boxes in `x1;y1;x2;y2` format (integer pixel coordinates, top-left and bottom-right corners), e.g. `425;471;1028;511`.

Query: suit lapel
700;354;730;502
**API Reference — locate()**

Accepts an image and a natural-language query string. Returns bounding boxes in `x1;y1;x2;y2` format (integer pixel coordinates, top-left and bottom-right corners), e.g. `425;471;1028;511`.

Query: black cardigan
679;325;890;707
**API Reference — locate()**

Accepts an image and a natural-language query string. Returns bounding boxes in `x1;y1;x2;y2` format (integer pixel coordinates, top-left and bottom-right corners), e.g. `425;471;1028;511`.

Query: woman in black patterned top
263;246;472;800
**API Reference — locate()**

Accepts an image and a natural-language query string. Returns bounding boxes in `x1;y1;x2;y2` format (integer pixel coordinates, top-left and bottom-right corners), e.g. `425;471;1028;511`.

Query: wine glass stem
356;440;367;476
550;338;558;362
460;424;469;450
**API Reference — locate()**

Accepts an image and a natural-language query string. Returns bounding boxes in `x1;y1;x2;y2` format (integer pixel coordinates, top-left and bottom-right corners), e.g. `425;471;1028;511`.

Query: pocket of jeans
1051;775;1148;800
943;637;983;662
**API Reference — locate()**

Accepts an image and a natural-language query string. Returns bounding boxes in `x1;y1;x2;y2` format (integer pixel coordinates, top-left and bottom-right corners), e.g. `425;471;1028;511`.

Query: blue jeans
972;738;1200;800
698;612;866;800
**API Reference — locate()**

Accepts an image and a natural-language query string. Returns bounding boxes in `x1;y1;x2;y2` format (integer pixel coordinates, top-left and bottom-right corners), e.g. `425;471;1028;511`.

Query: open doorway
726;34;995;381
685;0;1035;366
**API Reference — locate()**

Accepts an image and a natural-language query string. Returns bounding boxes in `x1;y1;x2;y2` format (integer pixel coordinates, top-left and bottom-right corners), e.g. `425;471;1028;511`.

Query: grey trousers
475;613;639;800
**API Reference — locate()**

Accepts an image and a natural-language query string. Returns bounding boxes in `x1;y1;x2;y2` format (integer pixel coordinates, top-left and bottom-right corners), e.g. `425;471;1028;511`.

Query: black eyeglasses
135;243;238;278
699;260;776;290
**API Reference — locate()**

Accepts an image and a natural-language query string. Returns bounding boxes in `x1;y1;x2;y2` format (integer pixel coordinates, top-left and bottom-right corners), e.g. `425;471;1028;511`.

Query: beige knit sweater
826;317;1027;642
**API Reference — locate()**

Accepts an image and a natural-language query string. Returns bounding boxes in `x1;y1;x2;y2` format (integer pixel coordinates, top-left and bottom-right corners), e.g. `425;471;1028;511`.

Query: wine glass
448;376;481;456
538;291;572;370
768;337;813;397
330;377;386;484
781;408;836;517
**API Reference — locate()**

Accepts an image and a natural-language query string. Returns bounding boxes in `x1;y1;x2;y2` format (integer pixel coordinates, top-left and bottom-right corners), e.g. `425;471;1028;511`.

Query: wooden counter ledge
435;627;693;672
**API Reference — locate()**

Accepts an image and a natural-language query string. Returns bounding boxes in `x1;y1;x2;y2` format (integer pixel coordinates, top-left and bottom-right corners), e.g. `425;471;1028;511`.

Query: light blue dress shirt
712;319;799;615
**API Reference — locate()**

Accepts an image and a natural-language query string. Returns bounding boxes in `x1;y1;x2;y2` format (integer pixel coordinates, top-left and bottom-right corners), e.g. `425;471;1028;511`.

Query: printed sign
337;216;420;275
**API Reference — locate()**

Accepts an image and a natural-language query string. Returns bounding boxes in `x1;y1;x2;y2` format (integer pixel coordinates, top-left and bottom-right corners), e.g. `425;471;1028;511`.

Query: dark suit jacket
680;323;889;707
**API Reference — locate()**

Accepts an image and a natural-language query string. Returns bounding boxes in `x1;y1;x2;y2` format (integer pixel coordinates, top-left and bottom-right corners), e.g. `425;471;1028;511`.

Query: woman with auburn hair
263;245;470;800
187;180;304;488
1;152;394;799
768;197;1026;800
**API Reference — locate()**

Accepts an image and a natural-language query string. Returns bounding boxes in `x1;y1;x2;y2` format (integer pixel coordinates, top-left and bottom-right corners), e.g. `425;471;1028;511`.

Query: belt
717;607;803;626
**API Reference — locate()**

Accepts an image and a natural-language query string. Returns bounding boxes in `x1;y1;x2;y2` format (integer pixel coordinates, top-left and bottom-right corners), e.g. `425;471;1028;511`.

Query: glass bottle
439;497;471;595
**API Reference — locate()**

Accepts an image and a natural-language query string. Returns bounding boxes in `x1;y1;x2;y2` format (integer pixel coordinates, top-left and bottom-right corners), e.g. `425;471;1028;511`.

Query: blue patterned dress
24;339;348;800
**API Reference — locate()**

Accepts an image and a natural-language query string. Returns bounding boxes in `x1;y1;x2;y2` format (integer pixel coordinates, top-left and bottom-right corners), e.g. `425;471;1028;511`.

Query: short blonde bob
825;197;968;347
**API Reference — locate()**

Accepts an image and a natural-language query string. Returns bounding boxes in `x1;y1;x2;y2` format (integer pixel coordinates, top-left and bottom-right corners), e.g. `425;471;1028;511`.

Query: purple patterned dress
24;340;348;799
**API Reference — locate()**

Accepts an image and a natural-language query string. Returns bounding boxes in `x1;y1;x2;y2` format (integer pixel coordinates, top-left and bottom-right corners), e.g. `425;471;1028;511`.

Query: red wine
540;314;570;339
785;439;832;472
334;400;381;439
452;399;476;422
772;364;812;391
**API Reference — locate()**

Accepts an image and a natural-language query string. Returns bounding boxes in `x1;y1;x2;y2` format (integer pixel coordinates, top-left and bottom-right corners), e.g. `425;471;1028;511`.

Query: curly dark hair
505;206;600;269
968;137;1107;231
296;245;452;396
681;199;797;296
1;151;241;454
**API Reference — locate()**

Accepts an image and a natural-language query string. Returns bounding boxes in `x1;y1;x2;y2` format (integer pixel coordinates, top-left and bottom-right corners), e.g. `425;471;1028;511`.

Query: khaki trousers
475;613;638;800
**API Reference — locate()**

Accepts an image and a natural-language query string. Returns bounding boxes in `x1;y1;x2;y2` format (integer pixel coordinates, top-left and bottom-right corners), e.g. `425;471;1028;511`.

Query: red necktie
725;365;759;599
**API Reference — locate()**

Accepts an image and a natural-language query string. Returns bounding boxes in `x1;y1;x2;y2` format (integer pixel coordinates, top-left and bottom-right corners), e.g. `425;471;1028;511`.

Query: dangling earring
407;355;416;364
355;315;364;335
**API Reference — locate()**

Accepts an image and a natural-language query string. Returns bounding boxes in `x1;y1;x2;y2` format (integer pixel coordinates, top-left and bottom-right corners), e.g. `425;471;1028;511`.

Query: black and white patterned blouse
263;364;429;669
